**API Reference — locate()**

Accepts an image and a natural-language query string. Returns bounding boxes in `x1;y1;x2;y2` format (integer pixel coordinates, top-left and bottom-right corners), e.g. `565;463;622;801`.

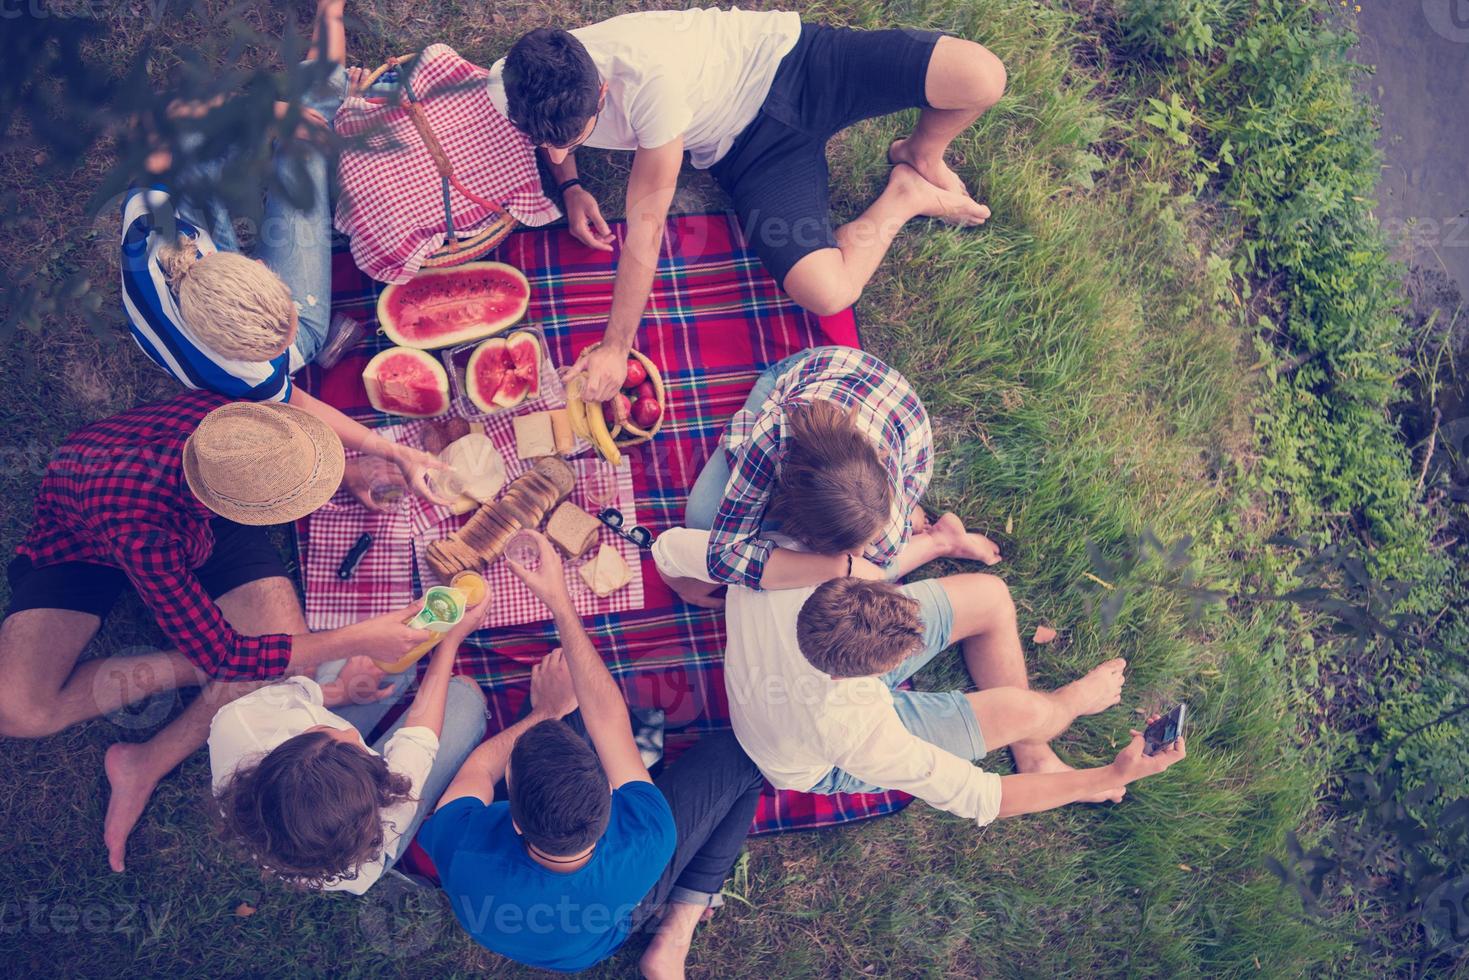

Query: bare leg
783;164;991;315
0;609;202;739
305;0;346;65
936;574;1126;798
888;37;1008;196
103;576;307;872
639;901;708;980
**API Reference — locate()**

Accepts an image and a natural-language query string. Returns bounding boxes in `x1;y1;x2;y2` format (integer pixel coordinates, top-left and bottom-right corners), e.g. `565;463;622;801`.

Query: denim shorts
806;577;987;795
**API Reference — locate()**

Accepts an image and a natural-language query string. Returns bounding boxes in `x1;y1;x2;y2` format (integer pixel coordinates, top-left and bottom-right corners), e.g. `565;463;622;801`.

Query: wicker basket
609;348;667;448
362;52;518;267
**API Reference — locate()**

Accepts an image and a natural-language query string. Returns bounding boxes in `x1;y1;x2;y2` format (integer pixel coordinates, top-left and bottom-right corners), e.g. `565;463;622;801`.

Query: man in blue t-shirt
419;530;764;977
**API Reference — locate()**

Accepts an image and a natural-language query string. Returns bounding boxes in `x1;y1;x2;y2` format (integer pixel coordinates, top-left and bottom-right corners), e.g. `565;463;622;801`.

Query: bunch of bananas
564;348;666;466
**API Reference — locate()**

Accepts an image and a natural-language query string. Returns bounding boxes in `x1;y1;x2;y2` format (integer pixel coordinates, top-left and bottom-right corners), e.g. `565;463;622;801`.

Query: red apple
632;396;662;429
603;394;631;426
634;380;657;403
624;357;648;388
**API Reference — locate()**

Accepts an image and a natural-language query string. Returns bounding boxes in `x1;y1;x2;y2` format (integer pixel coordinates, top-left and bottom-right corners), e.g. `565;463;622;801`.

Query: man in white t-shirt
486;9;1007;399
653;527;1187;823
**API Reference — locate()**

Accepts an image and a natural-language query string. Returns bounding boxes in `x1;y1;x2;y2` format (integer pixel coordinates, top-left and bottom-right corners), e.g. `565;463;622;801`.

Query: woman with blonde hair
680;346;1004;596
121;0;448;508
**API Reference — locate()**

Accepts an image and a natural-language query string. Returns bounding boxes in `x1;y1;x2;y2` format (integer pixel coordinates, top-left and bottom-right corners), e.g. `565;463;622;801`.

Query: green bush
1105;0;1465;961
1118;0;1243;59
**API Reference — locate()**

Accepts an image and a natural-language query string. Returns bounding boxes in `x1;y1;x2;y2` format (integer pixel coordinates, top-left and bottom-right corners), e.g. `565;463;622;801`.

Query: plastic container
440;322;564;422
384;572;487;673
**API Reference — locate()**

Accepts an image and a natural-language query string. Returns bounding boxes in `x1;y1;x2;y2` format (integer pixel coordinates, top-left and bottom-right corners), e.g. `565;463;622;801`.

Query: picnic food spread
425;456;578;581
376;262;531;348
359;260;652;607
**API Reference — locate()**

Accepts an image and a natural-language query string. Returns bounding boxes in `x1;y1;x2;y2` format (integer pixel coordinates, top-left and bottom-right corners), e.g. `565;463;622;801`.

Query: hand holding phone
1143;703;1187;756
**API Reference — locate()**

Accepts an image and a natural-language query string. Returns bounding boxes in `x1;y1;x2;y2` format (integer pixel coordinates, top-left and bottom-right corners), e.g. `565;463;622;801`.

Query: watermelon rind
377;262;531;350
363;347;450;418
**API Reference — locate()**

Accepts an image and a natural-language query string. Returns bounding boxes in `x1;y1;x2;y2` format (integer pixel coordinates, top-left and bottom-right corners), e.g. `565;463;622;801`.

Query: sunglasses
597;507;652;550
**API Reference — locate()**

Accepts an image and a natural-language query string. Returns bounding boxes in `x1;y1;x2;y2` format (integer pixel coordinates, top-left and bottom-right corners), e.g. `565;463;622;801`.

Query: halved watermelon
363;347;450;418
466;331;541;412
377;262;531;350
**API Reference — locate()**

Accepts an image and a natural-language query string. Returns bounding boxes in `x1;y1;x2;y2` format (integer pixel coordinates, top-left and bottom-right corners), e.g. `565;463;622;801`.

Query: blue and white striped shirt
119;187;299;403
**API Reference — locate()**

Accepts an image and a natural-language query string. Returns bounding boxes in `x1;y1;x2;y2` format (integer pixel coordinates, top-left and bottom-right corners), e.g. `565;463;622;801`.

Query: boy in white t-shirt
485;8;1007;399
653;526;1188;824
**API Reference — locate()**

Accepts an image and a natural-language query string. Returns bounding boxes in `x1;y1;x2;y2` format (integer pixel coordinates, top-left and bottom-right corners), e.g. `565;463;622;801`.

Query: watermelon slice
362;347;450;418
377;262;531;350
466;331;541;412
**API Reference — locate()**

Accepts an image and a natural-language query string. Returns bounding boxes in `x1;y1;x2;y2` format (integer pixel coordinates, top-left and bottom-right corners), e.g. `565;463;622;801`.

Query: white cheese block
579;543;630;598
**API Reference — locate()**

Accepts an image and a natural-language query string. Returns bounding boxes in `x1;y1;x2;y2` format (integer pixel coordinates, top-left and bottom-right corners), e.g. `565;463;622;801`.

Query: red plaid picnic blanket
303;417;646;631
296;212;914;835
333;44;560;283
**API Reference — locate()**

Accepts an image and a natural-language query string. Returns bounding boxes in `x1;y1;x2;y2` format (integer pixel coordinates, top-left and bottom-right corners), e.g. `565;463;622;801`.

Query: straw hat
182;402;345;525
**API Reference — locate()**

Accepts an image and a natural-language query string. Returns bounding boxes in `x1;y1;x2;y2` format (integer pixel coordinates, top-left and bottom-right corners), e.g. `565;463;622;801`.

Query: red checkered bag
333;44;560;283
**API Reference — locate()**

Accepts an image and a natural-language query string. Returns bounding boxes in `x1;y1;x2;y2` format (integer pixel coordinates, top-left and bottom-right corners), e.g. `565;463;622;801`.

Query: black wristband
557;177;583;195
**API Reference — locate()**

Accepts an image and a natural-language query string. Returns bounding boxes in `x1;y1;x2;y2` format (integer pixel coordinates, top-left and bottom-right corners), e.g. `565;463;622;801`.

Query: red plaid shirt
15;391;294;680
707;348;933;588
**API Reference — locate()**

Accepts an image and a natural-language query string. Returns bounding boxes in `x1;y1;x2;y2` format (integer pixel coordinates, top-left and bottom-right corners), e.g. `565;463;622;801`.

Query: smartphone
1143;703;1187;756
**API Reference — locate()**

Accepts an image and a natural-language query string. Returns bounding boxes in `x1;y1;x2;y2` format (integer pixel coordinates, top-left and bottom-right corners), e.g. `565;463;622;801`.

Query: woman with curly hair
207;591;492;893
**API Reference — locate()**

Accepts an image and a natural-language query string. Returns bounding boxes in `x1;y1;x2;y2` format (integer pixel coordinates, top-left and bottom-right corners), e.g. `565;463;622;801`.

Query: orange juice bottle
383;572;488;673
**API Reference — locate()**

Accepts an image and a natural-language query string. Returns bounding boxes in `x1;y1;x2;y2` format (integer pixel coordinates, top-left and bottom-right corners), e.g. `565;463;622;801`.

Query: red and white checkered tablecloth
301;417;644;632
333;43;560;284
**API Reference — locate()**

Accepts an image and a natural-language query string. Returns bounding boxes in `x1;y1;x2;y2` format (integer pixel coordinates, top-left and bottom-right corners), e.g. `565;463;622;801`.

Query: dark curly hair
765;399;894;555
503;28;602;147
215;730;414;890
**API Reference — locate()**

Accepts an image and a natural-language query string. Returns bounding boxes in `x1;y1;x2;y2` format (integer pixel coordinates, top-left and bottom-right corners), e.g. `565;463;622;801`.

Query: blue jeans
684;348;824;530
314;659;489;867
805;578;988;795
173;63;350;365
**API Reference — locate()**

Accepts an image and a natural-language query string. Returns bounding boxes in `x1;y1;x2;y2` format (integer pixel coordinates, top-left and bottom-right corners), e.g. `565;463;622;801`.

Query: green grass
0;0;1371;975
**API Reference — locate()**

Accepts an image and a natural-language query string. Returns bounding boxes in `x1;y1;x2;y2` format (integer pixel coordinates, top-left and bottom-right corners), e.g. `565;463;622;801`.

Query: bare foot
889;138;970;197
889;164;990;226
638;902;706;980
1056;658;1127;718
909;507;930;535
103;743;162;873
531;648;578;719
929;511;1002;565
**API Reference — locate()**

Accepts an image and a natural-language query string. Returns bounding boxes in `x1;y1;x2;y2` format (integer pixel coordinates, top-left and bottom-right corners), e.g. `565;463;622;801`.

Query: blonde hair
158;237;297;360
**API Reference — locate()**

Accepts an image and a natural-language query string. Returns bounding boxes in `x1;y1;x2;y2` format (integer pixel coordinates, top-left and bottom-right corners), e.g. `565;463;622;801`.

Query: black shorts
5;517;290;621
710;23;945;287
